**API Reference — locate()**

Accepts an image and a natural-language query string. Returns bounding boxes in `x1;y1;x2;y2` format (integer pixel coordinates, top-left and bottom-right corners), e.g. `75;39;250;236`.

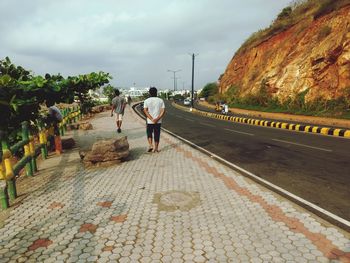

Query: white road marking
272;138;332;152
202;123;215;127
224;128;254;136
184;118;195;122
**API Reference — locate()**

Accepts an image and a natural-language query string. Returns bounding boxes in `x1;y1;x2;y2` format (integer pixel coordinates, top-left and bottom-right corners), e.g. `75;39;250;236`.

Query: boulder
82;136;129;167
79;122;93;130
91;105;105;113
61;138;75;150
68;123;80;130
104;105;112;111
91;105;112;113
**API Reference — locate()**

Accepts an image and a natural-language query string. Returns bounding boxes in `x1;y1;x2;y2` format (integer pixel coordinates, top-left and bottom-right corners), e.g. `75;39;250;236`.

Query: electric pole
190;53;198;108
167;69;181;91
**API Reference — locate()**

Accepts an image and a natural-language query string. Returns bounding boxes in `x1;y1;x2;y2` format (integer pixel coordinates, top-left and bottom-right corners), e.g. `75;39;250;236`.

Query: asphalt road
137;101;350;221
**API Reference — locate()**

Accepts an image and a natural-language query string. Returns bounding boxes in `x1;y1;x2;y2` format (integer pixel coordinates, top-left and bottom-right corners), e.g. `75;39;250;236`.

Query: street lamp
167;69;181;91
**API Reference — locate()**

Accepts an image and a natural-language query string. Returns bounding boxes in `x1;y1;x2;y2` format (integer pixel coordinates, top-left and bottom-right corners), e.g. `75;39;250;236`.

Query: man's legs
153;124;161;152
146;124;154;151
115;114;123;133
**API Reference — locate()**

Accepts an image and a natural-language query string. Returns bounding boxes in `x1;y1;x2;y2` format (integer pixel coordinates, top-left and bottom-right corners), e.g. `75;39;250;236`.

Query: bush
343;86;350;106
318;25;332;40
200;82;218;98
314;0;336;19
314;0;350;19
277;7;293;20
207;96;216;104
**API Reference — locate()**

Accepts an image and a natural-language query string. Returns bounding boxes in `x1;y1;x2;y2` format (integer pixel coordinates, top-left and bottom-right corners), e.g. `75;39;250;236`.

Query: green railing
0;106;81;210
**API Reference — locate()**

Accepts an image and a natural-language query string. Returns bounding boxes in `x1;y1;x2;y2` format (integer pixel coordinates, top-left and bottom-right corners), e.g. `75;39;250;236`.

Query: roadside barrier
0;106;81;210
173;103;350;138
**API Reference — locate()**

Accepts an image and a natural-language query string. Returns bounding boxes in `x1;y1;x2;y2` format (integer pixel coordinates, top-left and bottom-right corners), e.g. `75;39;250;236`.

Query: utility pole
167;69;181;91
175;77;180;91
190;53;198;109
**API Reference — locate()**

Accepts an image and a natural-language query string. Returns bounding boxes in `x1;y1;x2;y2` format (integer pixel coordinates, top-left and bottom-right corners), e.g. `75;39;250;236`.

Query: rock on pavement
80;136;129;167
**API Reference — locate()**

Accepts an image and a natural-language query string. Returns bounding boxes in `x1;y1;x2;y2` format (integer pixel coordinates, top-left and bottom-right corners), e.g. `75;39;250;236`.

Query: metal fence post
0;131;9;209
29;135;37;172
1;139;16;200
63;108;68;132
38;121;48;159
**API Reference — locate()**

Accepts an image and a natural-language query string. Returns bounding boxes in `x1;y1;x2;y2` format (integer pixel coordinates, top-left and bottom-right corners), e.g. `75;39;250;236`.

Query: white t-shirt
143;97;165;124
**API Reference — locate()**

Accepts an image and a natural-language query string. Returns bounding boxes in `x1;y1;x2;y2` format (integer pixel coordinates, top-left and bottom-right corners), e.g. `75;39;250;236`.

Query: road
136;101;350;221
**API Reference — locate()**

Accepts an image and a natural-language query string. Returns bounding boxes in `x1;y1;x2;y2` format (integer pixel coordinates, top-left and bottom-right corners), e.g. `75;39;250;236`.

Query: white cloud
0;0;291;89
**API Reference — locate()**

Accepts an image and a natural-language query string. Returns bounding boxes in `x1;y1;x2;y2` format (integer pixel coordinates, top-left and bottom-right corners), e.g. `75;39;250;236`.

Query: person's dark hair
114;89;120;96
149;87;157;97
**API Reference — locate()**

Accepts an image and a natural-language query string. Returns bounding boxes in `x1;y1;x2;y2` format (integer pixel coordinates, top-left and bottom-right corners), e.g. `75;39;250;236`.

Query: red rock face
219;6;350;103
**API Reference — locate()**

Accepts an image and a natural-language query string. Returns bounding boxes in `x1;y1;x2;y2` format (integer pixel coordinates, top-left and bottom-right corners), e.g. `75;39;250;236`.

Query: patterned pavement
0;106;349;263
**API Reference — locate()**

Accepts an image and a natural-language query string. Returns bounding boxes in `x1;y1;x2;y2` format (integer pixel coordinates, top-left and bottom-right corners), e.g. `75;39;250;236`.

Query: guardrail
0;106;81;210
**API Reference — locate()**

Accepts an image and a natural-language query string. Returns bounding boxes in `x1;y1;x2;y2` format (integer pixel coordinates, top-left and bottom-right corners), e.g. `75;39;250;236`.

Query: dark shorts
147;124;161;142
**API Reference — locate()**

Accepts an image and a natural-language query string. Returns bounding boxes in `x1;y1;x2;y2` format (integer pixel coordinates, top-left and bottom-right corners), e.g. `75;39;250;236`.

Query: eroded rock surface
219;6;350;104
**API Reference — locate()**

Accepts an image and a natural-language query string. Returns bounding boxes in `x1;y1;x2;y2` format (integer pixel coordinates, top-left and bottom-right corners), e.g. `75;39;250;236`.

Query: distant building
124;87;149;98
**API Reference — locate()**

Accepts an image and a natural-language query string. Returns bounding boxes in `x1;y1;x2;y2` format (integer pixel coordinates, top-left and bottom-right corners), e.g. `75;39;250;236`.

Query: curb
173;103;350;138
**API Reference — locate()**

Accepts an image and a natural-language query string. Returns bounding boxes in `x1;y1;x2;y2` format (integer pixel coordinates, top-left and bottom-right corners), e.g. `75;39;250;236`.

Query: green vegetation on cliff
208;84;350;119
238;0;350;54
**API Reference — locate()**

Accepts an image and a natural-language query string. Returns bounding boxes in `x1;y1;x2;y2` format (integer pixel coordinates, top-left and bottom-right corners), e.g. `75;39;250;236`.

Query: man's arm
122;99;127;112
143;107;154;123
153;108;165;124
111;100;115;116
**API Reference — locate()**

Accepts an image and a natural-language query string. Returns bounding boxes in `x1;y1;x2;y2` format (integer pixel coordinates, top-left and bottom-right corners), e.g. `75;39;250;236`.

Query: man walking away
143;87;165;153
111;89;126;133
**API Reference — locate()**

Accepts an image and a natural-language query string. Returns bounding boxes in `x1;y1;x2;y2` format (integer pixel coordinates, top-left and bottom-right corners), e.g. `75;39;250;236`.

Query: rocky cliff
219;4;350;105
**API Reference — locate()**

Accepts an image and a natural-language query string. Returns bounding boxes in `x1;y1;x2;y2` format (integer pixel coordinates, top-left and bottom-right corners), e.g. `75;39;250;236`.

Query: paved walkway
0;106;349;263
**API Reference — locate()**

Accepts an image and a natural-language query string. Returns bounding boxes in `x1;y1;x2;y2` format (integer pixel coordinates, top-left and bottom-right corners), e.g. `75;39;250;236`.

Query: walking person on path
45;102;63;151
127;95;132;106
111;89;127;133
143;87;165;153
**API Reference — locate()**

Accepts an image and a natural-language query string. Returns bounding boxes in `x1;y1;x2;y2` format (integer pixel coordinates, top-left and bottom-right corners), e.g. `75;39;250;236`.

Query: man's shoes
117;128;121;133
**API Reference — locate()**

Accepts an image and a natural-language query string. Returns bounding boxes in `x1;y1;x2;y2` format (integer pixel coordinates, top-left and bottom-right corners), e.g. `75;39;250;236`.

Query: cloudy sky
0;0;291;90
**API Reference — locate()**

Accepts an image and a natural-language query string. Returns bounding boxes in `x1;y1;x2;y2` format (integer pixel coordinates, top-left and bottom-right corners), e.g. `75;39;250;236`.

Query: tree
66;72;111;113
102;84;116;104
199;82;218;98
0;57;112;136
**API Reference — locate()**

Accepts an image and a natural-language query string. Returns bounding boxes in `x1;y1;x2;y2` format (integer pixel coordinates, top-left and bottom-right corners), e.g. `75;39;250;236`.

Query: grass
225;101;350;119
